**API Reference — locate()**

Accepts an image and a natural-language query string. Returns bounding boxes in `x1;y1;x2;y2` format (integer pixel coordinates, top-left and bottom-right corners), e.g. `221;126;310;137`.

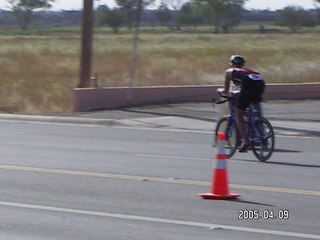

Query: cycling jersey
231;68;263;85
230;68;265;110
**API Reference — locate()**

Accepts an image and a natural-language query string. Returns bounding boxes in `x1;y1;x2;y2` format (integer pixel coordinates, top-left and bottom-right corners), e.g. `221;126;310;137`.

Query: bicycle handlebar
212;94;234;104
212;98;228;104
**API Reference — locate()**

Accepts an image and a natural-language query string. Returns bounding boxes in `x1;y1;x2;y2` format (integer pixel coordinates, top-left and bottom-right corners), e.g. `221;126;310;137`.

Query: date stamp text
238;209;289;220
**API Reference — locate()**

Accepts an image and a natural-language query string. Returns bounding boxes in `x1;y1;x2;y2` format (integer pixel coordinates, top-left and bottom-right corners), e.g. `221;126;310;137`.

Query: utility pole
78;0;94;88
127;0;143;104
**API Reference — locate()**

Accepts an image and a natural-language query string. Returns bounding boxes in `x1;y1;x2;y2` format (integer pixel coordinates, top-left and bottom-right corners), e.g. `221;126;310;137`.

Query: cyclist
222;55;265;152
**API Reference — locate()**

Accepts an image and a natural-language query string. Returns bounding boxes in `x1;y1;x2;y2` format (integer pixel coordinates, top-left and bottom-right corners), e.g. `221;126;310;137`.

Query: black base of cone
198;192;241;200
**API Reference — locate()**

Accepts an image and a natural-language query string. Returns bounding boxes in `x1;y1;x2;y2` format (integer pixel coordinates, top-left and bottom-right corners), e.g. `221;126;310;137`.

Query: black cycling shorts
237;81;265;110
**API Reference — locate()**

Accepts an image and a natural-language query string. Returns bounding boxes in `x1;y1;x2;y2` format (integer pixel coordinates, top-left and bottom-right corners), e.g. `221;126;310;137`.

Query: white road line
0;201;319;239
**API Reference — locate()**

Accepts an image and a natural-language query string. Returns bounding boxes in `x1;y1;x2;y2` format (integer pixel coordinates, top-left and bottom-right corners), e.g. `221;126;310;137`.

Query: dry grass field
0;31;319;113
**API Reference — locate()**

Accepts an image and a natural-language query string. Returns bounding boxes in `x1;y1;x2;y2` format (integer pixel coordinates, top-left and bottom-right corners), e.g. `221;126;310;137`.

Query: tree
115;0;156;29
100;8;127;33
115;0;135;29
156;2;172;27
274;6;317;32
315;0;320;23
156;0;186;30
219;0;244;33
197;0;246;33
176;2;204;28
8;0;55;30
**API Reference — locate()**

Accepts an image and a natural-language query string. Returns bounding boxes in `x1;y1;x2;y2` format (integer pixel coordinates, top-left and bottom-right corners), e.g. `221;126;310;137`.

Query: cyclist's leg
252;81;265;118
236;90;252;152
254;102;263;118
236;108;246;142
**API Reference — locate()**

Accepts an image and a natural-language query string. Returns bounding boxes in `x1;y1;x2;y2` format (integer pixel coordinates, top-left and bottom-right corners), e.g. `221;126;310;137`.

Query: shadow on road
123;109;215;122
273;148;301;153
231;199;275;207
266;161;320;168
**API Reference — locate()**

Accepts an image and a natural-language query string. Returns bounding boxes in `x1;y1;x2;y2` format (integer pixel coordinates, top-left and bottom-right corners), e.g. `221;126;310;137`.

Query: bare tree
161;0;189;30
274;6;317;32
8;0;55;30
116;0;156;28
197;0;246;33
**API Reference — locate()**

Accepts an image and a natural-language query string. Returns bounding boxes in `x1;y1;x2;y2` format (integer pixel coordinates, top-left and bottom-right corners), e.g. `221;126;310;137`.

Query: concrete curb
74;83;320;111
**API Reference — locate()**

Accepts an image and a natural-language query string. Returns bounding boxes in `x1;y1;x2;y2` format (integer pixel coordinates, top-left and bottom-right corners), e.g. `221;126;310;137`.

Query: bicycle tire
215;116;239;159
251;118;275;162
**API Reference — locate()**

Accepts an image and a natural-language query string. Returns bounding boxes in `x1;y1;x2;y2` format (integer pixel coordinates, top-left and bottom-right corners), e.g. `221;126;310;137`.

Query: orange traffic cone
198;132;241;200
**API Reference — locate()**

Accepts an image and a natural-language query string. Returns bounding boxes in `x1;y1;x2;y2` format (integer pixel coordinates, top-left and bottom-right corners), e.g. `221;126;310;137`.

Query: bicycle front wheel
215;117;239;159
252;118;275;162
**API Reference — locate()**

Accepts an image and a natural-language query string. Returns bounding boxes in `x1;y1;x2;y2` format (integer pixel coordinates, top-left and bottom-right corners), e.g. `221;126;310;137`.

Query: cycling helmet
229;55;245;66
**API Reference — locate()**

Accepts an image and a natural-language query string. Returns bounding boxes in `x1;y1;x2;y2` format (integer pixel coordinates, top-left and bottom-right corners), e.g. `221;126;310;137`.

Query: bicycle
213;92;275;162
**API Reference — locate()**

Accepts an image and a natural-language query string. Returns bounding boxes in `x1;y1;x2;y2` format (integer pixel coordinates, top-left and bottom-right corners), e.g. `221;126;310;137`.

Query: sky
0;0;317;11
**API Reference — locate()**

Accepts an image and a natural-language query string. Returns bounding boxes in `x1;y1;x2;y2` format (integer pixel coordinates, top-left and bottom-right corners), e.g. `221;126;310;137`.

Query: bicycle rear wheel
215;117;239;159
252;118;275;162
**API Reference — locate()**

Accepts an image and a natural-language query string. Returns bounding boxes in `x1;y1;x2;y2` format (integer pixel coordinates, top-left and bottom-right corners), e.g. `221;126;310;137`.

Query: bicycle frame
214;92;274;161
228;104;259;147
246;107;259;143
226;104;237;135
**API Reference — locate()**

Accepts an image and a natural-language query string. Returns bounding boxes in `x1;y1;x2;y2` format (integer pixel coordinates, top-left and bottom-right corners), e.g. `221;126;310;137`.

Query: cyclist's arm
223;69;233;94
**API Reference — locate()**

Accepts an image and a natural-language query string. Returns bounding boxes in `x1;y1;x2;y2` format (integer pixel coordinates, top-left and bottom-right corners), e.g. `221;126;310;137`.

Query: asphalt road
0;119;319;240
